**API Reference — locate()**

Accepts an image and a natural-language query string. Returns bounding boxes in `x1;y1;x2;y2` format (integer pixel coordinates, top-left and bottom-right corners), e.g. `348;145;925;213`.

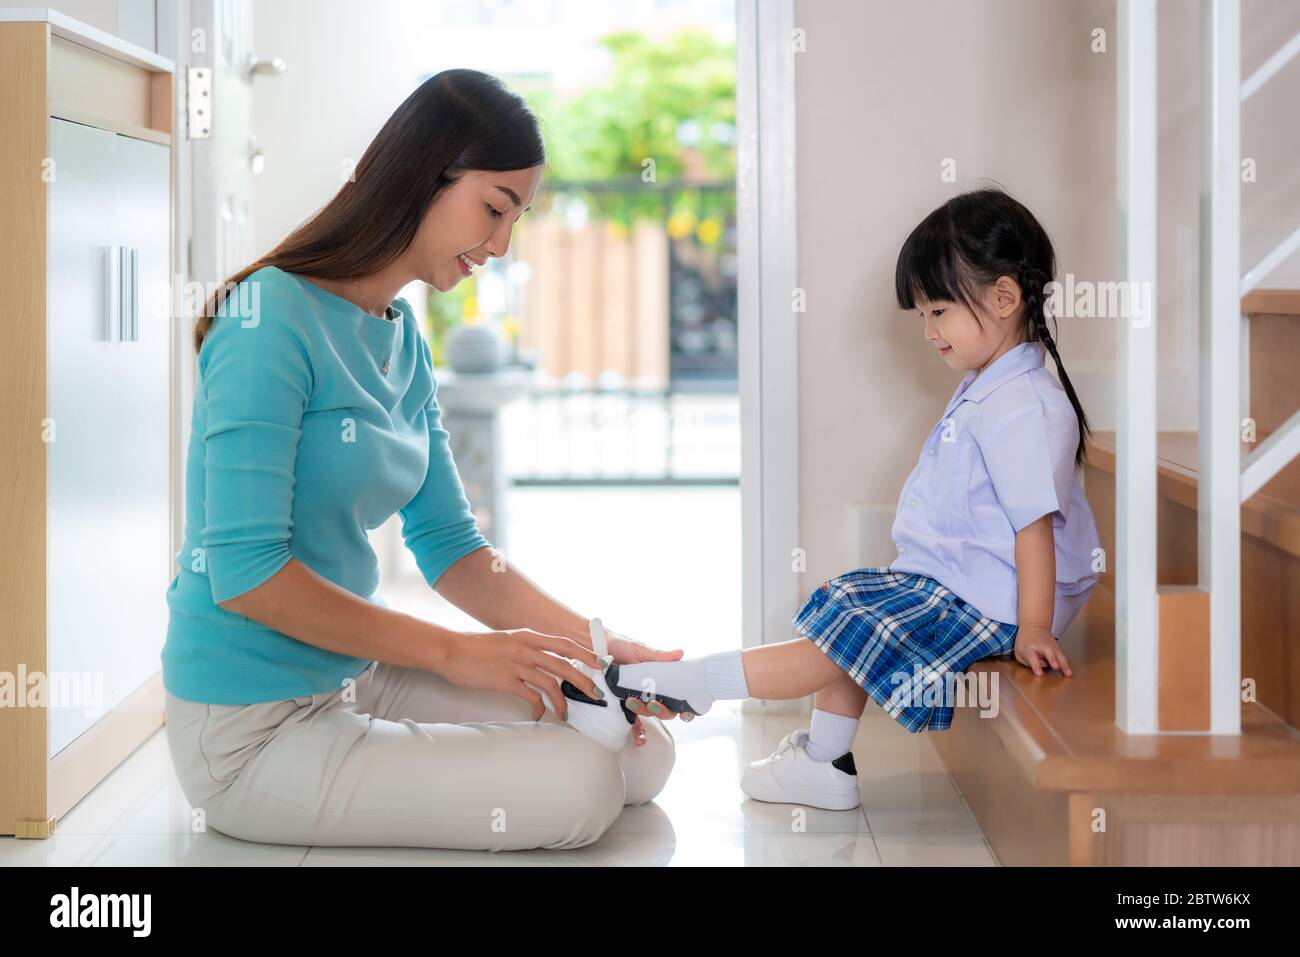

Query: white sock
804;709;859;762
613;650;749;715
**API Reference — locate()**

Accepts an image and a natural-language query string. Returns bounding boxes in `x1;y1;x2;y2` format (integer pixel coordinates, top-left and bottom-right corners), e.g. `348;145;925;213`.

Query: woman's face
413;165;543;292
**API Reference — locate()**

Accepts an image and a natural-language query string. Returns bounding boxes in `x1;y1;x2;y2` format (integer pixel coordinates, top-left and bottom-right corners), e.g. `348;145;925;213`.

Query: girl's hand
603;628;686;740
1013;625;1073;677
436;629;607;720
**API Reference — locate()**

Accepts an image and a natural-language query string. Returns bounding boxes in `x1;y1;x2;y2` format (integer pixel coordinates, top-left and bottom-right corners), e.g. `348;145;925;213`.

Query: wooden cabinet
0;10;174;839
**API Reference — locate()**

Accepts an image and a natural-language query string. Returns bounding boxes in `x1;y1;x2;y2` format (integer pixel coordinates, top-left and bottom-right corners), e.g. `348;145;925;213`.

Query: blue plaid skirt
793;568;1017;733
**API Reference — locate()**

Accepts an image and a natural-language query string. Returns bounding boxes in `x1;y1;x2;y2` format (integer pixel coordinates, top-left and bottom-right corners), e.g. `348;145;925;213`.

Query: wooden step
933;587;1300;866
1243;288;1300;316
1243;290;1300;449
1086;431;1300;558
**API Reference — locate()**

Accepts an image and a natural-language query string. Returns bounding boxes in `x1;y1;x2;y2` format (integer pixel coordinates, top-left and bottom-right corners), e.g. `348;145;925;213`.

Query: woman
162;69;681;852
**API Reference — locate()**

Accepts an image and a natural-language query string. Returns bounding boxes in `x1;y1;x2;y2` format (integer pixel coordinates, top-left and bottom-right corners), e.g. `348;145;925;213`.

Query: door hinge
187;67;212;140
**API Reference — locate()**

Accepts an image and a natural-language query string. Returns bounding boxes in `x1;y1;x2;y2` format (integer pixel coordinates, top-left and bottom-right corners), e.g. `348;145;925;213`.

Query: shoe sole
741;778;861;811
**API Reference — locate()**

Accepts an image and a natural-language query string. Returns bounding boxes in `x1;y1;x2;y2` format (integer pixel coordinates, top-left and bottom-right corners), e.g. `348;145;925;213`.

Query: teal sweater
162;266;489;704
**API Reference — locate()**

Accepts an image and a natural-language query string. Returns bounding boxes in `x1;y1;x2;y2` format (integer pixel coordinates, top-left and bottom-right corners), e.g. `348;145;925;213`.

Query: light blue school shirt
162;265;490;704
889;341;1101;635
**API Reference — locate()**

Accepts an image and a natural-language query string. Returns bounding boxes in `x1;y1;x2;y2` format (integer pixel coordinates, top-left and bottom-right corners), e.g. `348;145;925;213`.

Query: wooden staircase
930;291;1300;866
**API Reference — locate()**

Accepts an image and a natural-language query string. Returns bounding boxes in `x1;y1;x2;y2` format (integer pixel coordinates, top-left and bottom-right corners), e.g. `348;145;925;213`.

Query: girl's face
411;165;543;292
914;276;1024;373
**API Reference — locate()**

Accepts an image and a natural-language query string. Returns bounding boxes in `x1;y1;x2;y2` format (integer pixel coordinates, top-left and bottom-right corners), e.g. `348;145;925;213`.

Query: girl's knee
618;717;676;806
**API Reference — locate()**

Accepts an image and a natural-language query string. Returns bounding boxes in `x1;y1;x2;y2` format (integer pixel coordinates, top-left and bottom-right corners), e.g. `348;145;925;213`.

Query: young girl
564;188;1102;810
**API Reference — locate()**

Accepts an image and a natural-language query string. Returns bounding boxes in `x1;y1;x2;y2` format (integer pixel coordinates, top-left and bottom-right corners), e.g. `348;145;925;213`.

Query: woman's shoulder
202;266;321;365
231;264;297;295
250;265;322;320
241;267;328;333
214;265;309;317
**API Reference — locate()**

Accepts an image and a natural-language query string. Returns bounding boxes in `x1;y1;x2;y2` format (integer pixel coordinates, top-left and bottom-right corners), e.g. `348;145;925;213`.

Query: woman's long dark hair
192;68;546;353
893;187;1090;466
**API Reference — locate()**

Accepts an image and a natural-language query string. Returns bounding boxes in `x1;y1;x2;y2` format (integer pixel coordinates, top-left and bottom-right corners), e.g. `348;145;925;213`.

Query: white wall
794;0;1115;588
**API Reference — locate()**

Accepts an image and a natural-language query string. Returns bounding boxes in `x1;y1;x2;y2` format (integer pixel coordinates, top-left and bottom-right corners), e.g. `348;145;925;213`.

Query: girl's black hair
894;187;1091;466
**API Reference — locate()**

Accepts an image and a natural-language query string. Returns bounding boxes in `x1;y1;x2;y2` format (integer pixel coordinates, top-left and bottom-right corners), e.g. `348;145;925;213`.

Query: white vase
446;323;503;373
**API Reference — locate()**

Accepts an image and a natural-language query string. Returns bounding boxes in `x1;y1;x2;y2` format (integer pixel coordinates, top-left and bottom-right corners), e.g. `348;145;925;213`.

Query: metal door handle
105;245;121;341
127;246;138;341
105;245;140;342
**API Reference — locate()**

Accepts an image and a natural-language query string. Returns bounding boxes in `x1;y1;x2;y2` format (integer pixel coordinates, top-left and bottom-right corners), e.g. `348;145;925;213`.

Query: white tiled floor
0;701;999;866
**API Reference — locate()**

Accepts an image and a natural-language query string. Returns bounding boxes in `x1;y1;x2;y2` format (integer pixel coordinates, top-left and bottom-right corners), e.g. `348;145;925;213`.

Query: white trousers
164;659;675;851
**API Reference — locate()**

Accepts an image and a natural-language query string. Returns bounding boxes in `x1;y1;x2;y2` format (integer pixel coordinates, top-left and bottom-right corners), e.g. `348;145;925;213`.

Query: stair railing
1116;0;1299;735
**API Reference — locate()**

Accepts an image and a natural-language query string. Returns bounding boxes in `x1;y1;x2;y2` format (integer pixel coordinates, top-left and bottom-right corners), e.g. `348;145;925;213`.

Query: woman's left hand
604;629;685;745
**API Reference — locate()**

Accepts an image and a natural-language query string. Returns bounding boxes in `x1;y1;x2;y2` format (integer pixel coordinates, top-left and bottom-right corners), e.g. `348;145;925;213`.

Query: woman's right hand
434;629;608;720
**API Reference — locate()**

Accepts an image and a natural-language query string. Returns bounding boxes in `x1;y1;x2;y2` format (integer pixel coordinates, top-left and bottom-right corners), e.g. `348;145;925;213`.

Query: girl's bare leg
740;637;853;700
813;669;869;718
746;641;868;764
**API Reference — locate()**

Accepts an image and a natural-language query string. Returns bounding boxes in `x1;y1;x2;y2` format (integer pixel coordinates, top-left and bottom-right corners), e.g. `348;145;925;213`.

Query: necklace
352;278;394;376
352;278;388;320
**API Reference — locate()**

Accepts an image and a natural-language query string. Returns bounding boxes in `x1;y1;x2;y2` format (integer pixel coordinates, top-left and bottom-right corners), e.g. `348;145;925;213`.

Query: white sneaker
740;729;861;811
528;655;636;753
